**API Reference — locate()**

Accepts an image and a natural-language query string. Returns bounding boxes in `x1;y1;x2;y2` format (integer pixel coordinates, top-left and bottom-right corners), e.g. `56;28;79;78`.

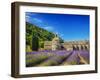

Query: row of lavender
26;50;89;67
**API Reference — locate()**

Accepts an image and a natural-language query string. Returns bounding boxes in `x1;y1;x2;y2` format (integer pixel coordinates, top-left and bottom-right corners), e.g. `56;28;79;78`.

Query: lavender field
26;50;89;67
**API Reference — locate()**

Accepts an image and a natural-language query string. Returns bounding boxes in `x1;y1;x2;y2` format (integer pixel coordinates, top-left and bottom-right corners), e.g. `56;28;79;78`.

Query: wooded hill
26;22;63;52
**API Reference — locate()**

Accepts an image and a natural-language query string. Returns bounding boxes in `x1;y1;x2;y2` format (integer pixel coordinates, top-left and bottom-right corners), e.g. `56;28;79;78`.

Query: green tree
32;34;39;51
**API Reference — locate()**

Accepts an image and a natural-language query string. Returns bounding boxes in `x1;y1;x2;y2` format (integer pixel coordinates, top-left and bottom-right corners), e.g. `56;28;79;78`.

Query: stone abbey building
44;35;89;51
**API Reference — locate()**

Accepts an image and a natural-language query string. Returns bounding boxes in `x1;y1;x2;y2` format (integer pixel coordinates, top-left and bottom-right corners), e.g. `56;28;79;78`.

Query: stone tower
52;34;61;50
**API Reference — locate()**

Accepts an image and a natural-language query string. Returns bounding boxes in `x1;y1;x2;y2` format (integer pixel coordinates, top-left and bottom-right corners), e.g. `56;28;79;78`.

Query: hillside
26;22;63;52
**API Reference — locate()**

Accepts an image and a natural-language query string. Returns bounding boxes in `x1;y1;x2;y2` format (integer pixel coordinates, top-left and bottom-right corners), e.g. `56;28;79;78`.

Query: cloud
55;31;59;35
60;33;64;37
44;26;54;31
26;12;43;23
25;15;31;19
26;15;32;22
26;12;38;16
33;18;43;23
26;15;44;24
54;32;64;37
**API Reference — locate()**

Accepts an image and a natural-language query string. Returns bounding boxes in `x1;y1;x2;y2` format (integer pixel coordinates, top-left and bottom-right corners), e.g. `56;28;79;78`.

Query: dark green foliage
32;35;39;51
26;22;64;51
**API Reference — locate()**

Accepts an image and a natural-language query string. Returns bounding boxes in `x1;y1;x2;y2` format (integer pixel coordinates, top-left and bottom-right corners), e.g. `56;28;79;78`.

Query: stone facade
52;36;61;50
61;41;89;51
44;36;89;51
44;41;52;50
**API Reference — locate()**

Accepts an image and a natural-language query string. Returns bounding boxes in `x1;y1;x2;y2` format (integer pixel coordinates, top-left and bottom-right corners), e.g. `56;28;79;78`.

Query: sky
26;12;90;41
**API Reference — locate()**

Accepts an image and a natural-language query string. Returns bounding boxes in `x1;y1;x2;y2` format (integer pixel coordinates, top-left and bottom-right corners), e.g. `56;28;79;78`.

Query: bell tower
52;33;60;50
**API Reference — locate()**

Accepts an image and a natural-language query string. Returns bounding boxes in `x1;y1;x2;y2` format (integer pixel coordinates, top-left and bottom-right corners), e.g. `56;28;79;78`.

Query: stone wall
61;40;89;51
44;40;89;51
44;41;52;50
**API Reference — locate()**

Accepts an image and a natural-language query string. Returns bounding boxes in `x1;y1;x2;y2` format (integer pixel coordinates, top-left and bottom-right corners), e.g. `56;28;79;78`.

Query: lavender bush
26;50;89;67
